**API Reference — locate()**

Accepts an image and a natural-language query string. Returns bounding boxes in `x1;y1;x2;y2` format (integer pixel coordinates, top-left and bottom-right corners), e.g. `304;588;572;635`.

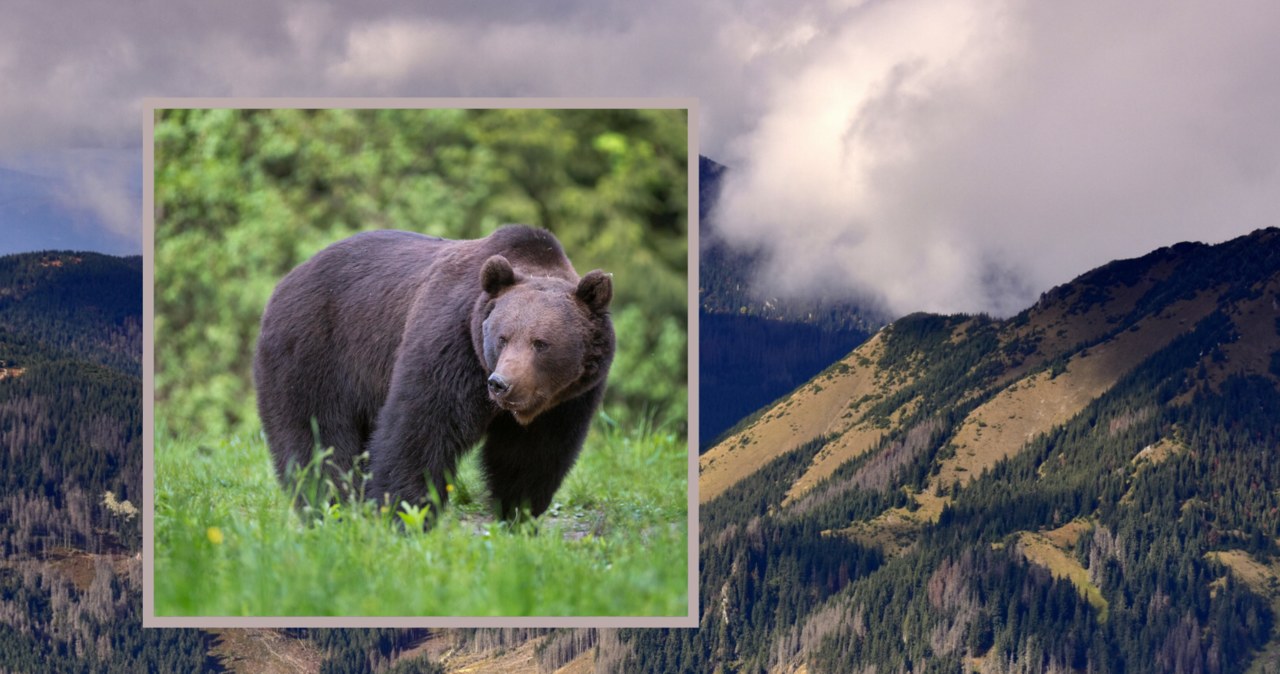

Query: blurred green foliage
155;108;687;440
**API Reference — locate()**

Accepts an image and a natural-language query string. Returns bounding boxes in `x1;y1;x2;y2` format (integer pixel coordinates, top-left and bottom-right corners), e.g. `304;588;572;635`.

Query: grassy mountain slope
677;227;1280;673
704;230;1278;511
700;331;904;503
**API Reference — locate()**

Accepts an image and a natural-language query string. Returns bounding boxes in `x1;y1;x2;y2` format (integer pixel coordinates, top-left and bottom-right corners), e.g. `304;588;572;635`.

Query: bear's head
476;254;613;426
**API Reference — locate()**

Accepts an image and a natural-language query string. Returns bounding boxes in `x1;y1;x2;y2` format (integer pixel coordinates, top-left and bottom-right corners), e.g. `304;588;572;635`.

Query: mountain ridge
5;224;1280;671
627;226;1279;672
703;227;1280;507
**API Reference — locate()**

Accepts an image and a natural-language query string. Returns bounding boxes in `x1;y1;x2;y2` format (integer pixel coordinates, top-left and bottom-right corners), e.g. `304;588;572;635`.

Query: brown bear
253;225;614;520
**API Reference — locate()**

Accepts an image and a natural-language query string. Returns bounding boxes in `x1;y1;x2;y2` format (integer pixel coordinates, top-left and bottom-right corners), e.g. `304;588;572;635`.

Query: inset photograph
147;103;692;623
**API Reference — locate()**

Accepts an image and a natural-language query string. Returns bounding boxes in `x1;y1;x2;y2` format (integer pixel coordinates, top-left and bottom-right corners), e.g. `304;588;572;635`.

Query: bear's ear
576;270;612;313
481;255;517;296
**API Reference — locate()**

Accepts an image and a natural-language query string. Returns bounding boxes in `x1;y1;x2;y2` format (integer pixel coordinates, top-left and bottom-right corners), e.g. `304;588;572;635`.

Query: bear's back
480;225;578;283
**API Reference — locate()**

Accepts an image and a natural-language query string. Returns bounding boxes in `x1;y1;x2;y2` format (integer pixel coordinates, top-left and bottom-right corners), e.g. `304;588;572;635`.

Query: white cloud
2;0;1278;314
715;0;1280;315
328;21;459;88
715;0;1025;314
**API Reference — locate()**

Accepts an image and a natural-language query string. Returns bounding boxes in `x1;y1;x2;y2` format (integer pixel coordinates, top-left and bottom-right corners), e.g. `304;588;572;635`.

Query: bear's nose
487;373;510;395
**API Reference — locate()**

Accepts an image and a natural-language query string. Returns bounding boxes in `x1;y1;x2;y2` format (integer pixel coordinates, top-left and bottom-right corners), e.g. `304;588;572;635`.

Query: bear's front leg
481;384;603;520
366;378;486;522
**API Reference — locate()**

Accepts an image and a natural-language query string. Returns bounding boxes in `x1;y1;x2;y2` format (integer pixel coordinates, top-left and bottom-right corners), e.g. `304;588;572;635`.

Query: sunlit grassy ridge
153;421;688;617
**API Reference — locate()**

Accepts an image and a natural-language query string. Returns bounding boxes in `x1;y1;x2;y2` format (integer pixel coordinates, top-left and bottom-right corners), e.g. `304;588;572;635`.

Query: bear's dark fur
253;225;614;520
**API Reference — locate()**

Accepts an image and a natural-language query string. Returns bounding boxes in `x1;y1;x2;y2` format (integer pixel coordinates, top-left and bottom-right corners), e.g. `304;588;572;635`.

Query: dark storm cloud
3;0;1278;315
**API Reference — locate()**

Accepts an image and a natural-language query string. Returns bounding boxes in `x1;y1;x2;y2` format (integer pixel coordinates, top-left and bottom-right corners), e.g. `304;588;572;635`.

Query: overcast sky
2;0;1277;315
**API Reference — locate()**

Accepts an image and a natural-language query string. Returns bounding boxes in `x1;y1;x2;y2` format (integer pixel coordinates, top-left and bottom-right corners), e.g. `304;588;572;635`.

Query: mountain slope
208;228;1277;672
0;252;221;672
0;251;143;542
703;230;1279;507
667;227;1280;672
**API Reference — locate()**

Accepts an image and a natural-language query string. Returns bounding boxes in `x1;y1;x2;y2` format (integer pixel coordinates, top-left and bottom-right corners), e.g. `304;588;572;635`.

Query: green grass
153;420;688;617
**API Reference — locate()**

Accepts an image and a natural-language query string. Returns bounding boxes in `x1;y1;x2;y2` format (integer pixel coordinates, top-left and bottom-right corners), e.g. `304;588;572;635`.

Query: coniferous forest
0;252;450;671
7;174;1280;670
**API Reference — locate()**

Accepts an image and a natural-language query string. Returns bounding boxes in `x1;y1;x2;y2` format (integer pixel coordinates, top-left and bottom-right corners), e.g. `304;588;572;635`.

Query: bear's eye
532;339;549;352
497;336;509;348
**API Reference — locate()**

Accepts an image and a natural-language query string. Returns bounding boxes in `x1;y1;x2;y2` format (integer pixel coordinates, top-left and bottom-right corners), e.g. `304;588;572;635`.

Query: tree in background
154;107;687;441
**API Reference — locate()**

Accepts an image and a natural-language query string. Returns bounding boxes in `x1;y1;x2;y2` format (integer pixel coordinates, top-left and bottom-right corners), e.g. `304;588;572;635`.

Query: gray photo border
142;97;699;629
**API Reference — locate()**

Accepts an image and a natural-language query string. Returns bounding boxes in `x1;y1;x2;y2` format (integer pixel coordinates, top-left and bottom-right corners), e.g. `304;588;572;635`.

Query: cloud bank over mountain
714;0;1280;315
4;0;1278;314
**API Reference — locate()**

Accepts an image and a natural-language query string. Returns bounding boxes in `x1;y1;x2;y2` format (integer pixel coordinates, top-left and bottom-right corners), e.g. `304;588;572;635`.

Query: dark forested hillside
0;252;141;374
0;252;143;556
0;253;189;669
0;250;182;670
0;251;462;672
